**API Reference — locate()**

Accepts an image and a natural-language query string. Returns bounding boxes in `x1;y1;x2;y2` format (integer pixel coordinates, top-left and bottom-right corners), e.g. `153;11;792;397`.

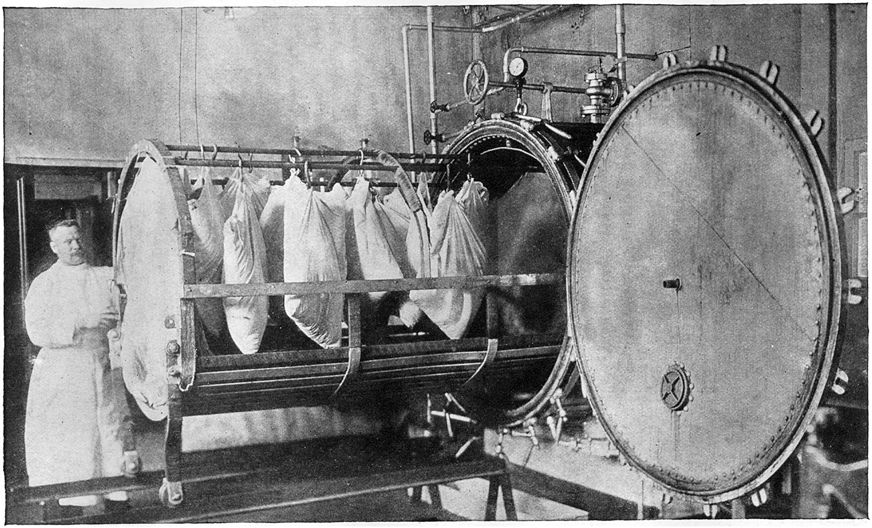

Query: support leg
732;498;746;519
500;474;517;521
427;485;443;509
161;341;184;508
410;486;423;503
484;477;500;520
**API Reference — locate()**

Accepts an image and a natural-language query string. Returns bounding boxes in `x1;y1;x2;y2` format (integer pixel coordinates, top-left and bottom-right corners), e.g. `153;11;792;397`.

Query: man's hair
47;218;80;237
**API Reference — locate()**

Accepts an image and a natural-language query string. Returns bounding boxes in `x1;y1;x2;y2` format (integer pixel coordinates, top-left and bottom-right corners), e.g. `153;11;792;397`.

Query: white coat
24;261;127;506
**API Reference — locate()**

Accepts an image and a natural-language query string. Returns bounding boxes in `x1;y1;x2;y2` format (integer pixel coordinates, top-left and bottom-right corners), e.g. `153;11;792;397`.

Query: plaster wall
4;6;474;164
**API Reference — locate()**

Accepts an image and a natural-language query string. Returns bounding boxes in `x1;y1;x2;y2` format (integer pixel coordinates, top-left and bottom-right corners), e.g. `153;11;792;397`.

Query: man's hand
79;310;119;330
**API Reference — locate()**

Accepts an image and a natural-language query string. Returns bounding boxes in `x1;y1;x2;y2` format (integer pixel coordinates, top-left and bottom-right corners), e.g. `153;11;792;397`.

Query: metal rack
112;139;567;506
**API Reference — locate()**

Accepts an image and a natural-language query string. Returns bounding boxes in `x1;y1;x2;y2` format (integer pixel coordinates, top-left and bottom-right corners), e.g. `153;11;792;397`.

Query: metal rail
172;158;446;173
164;143;462;160
182;272;564;298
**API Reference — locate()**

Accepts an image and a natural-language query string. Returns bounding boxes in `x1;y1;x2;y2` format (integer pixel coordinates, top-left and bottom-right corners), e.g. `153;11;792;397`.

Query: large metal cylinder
111;123;599;427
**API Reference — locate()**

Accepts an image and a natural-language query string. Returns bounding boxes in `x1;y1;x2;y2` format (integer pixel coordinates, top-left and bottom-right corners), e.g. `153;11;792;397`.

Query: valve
423;129;444;145
582;68;622;123
463;59;490;105
430;100;450;113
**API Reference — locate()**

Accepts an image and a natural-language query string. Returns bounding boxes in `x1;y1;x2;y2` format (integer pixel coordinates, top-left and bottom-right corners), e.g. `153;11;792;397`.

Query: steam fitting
581;71;619;124
423;129;444;145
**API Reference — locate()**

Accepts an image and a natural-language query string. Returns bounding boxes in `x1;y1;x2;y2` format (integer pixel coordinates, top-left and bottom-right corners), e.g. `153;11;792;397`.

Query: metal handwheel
464;59;490;105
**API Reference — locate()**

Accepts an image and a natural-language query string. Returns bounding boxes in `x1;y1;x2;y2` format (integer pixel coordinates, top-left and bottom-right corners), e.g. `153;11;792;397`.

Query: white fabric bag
186;167;226;337
223;177;269;354
116;157;181;420
260;181;287;284
283;177;348;348
219;167;271;221
456;178;490;236
348;178;407;303
407;181;489;339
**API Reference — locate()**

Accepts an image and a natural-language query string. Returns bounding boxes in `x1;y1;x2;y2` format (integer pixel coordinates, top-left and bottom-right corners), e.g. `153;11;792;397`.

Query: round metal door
445;118;601;426
567;59;844;503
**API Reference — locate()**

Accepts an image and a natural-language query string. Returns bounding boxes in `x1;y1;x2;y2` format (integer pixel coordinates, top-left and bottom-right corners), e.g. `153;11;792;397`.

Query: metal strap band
331;346;362;400
461;338;499;389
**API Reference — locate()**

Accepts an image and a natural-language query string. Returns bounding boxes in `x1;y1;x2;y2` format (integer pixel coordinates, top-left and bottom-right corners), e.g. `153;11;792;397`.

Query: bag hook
247;152;254;173
211;144;219;161
199;144;206;160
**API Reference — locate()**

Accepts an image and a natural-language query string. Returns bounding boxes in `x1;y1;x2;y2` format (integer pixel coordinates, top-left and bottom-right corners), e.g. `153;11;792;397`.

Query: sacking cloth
347;177;411;303
186;166;226;338
116;157;184;420
218;167;271;221
223;173;269;354
283;177;348;348
407;178;489;339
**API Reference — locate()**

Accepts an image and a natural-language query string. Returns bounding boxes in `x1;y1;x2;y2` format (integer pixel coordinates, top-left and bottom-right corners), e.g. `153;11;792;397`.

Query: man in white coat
24;219;139;517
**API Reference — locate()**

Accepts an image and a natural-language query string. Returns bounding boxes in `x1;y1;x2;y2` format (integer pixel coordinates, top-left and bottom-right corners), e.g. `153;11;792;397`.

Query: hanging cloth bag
407;181;488;339
283;177;348;348
187;166;226;338
223;175;269;354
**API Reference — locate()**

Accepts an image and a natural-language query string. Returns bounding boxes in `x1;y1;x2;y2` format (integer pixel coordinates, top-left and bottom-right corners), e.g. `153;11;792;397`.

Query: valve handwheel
464;59;490;105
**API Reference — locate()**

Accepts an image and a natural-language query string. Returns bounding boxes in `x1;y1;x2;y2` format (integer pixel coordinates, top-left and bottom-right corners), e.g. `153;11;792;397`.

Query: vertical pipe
615;5;627;82
15;176;30;310
17;175;29;307
426;7;438;155
402;26;416;153
827;4;838;173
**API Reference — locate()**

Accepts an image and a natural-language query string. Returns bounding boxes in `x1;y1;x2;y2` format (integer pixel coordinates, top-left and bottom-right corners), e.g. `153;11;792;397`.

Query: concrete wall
476;5;806;121
4;7;474;164
474;3;866;274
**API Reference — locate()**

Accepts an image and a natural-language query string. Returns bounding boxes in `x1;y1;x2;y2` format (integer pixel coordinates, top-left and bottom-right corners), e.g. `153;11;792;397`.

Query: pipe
17;175;29;307
426;7;438;155
402;26;416;153
615;5;627;82
172;158;446;173
480;5;552;32
502;46;658;82
489;79;587;95
164;144;462;160
401;7;549;153
406;24;482;34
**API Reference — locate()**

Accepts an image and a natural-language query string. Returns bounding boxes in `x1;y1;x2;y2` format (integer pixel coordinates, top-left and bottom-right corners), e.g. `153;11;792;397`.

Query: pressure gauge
509;57;528;78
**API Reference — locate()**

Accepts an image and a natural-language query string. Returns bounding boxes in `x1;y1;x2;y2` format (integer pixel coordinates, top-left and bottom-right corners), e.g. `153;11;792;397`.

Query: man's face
49;225;85;266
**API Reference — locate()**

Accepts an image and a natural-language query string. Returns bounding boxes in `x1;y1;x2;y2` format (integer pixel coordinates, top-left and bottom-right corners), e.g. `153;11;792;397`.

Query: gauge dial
509;57;528;78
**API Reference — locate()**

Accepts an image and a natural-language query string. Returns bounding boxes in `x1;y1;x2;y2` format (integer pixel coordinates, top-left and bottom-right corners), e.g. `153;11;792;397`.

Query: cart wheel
121;451;142;478
159;478;184;508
